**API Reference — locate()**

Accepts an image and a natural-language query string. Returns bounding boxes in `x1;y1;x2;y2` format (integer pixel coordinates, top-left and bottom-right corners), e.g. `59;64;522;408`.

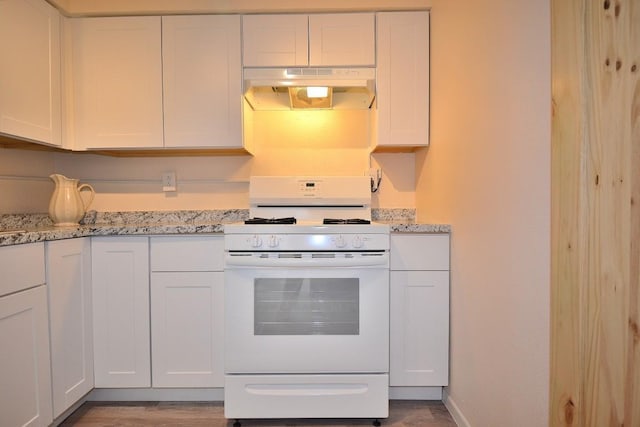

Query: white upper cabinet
69;15;243;150
0;0;61;146
242;13;375;67
162;15;242;148
374;11;430;149
308;13;375;66
242;14;308;67
70;16;163;149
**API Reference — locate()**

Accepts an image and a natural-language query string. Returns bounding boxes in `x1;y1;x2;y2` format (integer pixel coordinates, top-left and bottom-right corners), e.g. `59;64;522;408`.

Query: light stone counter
372;208;451;233
0;209;450;247
387;223;451;233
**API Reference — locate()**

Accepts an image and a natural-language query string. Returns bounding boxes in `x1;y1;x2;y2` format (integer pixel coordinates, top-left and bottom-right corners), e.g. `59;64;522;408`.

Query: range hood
243;67;376;111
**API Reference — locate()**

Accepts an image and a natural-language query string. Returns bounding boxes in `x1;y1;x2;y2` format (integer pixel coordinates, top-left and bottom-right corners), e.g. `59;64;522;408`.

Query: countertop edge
388;224;451;233
0;222;451;247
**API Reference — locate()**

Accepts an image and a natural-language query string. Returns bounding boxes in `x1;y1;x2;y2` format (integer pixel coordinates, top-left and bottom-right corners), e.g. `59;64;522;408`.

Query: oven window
254;278;359;335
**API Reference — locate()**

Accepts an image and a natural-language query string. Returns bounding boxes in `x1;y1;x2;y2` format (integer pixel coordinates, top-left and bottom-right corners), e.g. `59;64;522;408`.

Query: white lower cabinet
46;238;94;417
390;270;449;386
90;235;225;390
150;236;224;387
0;243;52;427
389;234;450;387
91;237;150;387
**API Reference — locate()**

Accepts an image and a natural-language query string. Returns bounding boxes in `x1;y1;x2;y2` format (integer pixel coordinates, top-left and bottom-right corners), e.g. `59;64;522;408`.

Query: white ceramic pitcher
48;174;95;226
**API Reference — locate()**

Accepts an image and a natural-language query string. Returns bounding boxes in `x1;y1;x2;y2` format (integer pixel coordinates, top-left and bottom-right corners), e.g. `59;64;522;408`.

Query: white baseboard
389;386;442;400
88;387;442;403
88;388;225;402
443;388;471;427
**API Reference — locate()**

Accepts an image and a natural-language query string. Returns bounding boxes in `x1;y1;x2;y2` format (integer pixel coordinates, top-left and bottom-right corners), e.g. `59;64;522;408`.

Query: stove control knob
250;235;262;248
352;235;364;248
334;235;347;248
268;235;279;248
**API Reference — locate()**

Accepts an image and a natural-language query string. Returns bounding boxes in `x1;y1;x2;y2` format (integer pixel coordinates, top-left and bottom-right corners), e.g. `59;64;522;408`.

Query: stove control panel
333;235;347;248
267;235;280;248
250;235;262;248
226;233;389;251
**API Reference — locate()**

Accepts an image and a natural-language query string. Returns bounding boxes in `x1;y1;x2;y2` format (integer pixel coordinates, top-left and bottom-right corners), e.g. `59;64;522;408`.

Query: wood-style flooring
60;400;457;426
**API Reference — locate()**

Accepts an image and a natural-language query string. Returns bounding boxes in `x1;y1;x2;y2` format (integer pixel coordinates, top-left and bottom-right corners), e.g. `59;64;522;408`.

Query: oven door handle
224;254;389;268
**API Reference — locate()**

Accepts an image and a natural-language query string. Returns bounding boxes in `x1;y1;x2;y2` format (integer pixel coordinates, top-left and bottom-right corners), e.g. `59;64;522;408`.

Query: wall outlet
161;171;177;192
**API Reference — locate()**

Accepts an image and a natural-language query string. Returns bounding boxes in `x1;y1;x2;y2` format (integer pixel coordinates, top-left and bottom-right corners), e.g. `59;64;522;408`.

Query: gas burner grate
245;217;297;224
323;218;371;225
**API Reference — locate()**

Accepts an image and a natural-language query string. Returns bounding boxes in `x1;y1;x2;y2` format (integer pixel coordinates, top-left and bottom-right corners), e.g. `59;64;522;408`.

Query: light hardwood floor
60;400;457;426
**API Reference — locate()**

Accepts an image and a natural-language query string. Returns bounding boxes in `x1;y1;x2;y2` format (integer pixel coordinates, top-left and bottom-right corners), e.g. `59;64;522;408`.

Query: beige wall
2;108;415;214
417;0;550;426
0;147;56;213
49;109;415;212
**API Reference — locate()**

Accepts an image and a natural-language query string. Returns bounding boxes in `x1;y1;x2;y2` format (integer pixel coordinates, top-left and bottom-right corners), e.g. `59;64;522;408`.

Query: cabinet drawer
150;236;224;272
390;234;449;271
0;243;45;296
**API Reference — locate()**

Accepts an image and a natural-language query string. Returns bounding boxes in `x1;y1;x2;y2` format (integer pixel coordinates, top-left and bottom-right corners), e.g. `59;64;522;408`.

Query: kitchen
1;0;637;427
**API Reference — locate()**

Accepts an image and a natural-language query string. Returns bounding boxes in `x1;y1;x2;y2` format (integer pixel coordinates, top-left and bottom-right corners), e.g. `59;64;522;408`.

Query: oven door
224;252;389;374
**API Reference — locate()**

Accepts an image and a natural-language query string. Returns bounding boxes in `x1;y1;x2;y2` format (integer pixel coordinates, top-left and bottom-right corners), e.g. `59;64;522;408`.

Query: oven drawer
224;374;389;419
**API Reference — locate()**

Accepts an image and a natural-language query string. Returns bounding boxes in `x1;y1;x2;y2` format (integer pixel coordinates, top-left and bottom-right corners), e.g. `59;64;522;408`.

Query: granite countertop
0;209;451;247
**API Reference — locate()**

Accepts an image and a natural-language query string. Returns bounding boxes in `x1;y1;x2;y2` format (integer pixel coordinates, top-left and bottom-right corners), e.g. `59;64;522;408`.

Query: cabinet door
151;271;224;387
91;237;150;387
0;0;61;146
242;14;308;67
390;271;449;386
163;15;242;148
70;17;163;149
46;238;93;418
308;13;375;66
375;11;430;148
0;285;53;427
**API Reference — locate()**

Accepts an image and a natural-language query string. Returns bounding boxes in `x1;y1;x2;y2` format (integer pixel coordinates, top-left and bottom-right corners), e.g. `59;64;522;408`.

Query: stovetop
244;217;371;225
323;218;371;225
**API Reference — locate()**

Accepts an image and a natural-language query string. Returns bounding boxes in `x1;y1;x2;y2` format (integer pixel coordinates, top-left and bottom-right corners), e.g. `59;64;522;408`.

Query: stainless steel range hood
243;67;376;111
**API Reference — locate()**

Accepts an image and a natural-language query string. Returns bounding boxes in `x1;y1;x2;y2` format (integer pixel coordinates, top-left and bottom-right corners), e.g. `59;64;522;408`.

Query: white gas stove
225;175;389;251
224;176;390;426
